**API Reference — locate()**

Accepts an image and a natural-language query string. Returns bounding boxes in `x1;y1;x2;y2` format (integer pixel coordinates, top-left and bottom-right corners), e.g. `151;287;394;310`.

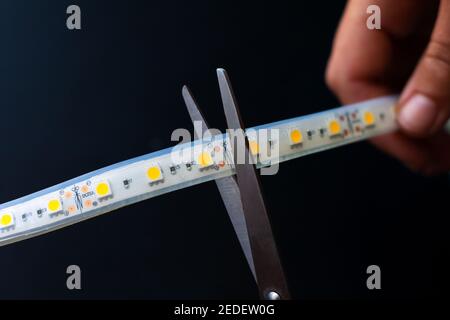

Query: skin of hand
326;0;450;175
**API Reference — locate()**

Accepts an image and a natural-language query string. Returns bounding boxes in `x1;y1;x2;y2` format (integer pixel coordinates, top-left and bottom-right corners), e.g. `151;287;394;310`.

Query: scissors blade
181;85;256;280
216;68;290;299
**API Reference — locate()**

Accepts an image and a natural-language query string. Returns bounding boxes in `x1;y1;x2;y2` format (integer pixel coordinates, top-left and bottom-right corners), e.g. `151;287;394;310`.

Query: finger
371;131;450;175
326;0;435;104
397;0;450;137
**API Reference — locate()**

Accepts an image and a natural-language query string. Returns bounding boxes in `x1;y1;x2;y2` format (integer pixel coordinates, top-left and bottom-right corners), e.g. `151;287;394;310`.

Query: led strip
0;96;398;246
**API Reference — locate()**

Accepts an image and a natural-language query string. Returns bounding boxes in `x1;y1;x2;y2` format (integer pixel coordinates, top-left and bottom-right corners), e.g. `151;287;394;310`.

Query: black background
0;0;448;299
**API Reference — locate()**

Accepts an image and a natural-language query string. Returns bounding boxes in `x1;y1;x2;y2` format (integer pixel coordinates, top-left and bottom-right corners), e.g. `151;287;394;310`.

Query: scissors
182;68;290;300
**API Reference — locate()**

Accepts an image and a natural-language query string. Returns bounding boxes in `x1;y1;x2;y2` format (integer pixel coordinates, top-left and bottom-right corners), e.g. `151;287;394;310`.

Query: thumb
397;0;450;137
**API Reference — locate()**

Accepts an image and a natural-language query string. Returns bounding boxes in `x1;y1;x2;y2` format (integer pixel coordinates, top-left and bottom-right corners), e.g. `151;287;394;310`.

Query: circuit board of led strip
0;96;397;246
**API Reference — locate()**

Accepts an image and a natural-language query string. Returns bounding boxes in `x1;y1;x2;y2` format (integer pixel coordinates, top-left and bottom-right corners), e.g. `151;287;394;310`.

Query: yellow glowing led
198;152;214;168
363;111;375;126
95;181;112;198
248;140;260;155
147;165;163;182
328;120;341;136
289;129;303;145
0;213;14;228
47;199;62;213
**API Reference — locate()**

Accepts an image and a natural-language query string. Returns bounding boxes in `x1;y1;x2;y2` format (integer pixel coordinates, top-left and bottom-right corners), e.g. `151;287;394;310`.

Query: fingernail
398;94;438;135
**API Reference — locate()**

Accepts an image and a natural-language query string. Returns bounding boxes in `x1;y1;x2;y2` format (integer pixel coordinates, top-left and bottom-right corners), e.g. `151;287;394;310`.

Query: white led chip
47;198;63;215
328;119;342;136
248;140;260;156
245;130;260;156
363;111;376;127
289;128;303;145
147;163;164;183
95;180;113;199
0;212;15;230
197;151;214;169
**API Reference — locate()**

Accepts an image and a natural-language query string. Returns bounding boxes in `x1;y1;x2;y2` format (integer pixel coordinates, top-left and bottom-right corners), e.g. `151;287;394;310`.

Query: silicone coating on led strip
0;95;398;246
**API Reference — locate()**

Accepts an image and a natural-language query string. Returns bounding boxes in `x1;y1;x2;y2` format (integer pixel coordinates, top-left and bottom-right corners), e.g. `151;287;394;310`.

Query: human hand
326;0;450;175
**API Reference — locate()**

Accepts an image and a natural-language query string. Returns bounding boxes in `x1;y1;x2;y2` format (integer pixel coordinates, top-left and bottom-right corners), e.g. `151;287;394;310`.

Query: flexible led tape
0;96;398;246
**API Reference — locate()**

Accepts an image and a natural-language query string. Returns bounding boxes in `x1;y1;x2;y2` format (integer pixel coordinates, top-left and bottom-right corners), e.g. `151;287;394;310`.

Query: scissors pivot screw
266;291;281;300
